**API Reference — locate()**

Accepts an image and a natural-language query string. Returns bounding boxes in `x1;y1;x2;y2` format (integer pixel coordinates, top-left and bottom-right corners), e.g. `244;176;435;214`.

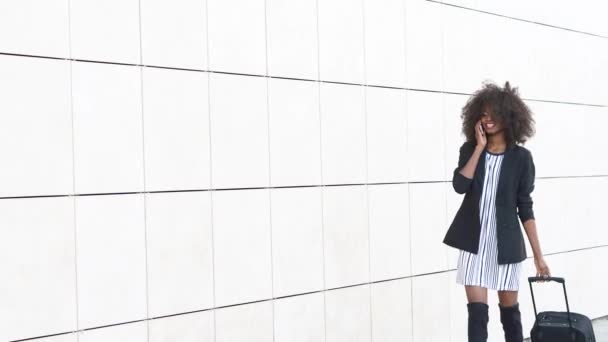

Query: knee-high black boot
468;302;489;342
499;303;523;342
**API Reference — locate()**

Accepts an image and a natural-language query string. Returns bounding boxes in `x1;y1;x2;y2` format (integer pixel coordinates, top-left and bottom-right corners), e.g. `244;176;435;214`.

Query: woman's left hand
534;257;551;279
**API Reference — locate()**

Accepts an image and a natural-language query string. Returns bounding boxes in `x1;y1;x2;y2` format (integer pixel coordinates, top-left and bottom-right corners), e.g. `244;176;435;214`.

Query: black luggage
528;276;596;342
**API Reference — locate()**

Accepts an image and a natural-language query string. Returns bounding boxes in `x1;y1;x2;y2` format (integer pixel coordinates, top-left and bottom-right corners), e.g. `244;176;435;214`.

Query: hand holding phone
475;120;487;148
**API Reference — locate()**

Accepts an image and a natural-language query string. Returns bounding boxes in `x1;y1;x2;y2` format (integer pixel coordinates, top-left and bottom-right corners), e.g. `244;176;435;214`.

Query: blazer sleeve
452;141;474;194
517;149;536;223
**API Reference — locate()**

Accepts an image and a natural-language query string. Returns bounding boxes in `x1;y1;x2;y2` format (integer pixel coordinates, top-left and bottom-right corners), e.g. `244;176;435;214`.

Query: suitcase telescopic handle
529;276;565;284
528;276;573;330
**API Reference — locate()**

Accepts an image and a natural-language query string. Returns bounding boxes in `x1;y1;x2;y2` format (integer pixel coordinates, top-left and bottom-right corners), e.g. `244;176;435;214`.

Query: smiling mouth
485;122;496;129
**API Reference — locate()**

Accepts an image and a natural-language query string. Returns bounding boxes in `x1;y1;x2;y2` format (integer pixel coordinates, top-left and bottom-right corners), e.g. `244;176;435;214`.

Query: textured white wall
0;0;607;341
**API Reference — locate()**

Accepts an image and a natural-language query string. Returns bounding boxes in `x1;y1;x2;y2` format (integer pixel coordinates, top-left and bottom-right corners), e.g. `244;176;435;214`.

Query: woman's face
480;106;503;135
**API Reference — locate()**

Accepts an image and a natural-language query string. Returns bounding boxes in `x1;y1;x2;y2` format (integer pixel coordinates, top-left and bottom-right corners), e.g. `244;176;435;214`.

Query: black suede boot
499;303;523;342
468;302;489;342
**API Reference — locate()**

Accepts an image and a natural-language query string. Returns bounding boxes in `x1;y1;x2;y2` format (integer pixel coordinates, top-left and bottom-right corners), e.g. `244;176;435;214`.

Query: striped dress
456;151;523;291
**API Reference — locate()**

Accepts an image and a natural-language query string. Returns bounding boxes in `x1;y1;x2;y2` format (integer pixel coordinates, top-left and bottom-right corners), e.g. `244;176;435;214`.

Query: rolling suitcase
528;276;596;342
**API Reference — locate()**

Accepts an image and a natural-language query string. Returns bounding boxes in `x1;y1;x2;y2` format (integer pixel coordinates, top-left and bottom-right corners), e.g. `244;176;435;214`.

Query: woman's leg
466;285;488;303
498;290;518;306
498;291;523;342
466;286;489;342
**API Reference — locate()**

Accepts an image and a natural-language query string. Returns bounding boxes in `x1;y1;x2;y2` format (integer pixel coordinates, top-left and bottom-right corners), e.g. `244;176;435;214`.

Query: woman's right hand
475;120;487;148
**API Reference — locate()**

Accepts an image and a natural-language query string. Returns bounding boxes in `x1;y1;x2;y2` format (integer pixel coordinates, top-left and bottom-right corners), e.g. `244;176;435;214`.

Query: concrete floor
594;316;608;341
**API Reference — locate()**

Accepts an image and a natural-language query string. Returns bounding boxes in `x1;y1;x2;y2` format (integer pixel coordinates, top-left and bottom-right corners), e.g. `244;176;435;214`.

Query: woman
443;81;551;342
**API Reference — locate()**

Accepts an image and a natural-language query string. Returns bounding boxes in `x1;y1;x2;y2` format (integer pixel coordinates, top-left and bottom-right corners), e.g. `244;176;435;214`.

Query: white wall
0;0;607;341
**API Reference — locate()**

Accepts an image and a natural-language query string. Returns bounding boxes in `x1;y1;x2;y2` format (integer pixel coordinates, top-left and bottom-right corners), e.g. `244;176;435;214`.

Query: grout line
11;331;79;342
542;245;608;257
202;1;217;341
439;8;457;334
135;1;151;341
2;174;608;201
65;0;80;339
208;122;217;342
402;1;415;337
69;83;81;338
262;1;276;341
314;0;328;340
514;98;606;108
1;51;606;108
360;0;375;340
439;3;453;331
427;0;608;39
137;0;150;341
406;179;415;342
70;58;139;67
0;52;68;61
10;243;608;341
402;0;415;338
441;86;454;342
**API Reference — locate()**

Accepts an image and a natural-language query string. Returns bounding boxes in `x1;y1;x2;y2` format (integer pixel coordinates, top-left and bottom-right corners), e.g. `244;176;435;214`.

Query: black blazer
443;140;536;265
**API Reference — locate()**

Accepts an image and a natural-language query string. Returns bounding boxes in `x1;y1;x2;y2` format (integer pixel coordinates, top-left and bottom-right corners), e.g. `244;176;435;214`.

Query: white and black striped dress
456;151;523;291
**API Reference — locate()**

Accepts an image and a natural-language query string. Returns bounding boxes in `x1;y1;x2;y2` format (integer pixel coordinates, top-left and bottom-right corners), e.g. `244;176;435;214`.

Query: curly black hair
461;81;535;145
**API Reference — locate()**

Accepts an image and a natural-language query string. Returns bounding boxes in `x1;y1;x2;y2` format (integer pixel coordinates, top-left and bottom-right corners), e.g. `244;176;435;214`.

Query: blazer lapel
495;144;516;196
475;150;486;188
495;152;507;196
